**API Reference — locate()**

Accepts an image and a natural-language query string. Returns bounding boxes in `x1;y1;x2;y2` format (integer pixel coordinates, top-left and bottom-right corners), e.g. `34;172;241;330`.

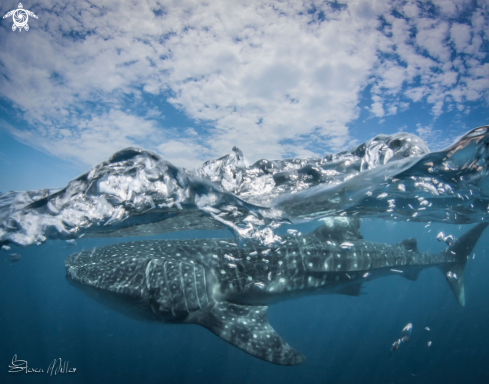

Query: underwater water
2;126;489;383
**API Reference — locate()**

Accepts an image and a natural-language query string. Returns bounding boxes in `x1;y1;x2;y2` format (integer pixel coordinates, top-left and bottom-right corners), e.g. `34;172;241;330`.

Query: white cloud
372;0;489;121
0;0;488;171
377;63;408;93
369;95;385;118
5;110;161;165
431;0;472;17
415;122;455;150
157;138;211;169
415;19;450;62
450;23;472;52
402;1;419;18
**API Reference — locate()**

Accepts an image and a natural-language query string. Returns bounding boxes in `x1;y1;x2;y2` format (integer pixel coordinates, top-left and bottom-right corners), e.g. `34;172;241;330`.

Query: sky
0;0;488;192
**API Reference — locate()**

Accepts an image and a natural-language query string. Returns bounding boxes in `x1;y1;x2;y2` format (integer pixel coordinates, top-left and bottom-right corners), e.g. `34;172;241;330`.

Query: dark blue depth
1;221;489;384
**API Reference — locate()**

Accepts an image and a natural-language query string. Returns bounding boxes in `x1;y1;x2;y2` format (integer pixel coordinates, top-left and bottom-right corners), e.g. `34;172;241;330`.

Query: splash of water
1;126;488;247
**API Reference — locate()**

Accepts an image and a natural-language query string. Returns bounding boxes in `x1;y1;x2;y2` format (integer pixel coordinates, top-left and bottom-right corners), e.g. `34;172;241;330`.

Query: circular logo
2;3;38;32
13;9;28;29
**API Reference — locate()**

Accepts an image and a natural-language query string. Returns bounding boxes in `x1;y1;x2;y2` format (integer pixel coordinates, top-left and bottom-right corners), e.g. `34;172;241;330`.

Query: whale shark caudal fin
185;302;305;366
438;222;489;307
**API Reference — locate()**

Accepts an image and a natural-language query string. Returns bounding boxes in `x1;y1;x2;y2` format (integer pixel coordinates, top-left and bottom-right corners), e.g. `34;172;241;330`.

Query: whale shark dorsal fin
185;302;305;365
312;217;363;242
398;238;418;252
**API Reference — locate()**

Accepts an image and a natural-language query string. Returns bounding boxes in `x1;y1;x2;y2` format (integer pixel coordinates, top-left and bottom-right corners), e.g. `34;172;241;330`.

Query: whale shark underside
65;220;488;365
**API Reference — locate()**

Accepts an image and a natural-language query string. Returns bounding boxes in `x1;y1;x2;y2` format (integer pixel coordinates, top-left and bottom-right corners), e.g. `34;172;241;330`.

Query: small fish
219;241;237;246
340;242;354;250
287;229;298;235
390;269;403;273
427;341;432;347
473;253;476;260
392;323;413;351
444;235;454;246
66;239;77;247
447;271;457;281
391;339;402;352
1;245;11;251
254;282;265;289
425;327;430;331
9;253;22;262
436;232;445;242
363;272;370;278
224;254;239;261
401;323;413;341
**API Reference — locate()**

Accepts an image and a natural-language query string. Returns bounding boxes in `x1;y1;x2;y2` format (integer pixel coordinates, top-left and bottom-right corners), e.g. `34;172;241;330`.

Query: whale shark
65;219;488;365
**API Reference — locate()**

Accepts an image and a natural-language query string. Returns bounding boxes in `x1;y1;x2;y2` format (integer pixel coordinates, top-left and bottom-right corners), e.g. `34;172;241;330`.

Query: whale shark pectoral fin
185;302;305;366
400;268;421;281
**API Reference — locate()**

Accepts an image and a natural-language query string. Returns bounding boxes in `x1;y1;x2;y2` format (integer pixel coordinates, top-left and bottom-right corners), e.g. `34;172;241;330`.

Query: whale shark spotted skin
65;221;488;365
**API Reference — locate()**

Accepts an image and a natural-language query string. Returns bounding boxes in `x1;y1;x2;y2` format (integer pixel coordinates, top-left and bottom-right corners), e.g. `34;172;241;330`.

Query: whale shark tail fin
438;222;488;307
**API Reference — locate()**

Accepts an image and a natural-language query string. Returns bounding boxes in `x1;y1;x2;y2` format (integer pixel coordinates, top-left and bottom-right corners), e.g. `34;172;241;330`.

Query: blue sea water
1;219;489;384
2;127;489;383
